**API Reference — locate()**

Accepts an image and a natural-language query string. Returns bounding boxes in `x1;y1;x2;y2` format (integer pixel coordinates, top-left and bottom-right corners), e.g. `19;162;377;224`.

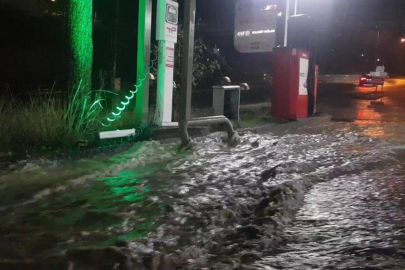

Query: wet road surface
1;78;405;269
252;78;405;269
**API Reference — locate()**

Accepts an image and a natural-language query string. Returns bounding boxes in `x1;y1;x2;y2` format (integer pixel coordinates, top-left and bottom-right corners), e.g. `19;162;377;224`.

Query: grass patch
0;86;158;154
235;111;268;128
0;86;104;152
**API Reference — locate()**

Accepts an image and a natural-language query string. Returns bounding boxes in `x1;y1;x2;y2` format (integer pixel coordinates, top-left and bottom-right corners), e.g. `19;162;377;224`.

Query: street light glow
401;38;405;43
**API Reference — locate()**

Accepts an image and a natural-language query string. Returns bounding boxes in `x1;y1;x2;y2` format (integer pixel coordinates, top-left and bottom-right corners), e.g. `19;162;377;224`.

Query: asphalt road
318;77;405;123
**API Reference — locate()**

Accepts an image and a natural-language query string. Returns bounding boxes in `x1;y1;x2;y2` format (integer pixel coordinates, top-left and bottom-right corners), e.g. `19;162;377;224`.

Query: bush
0;86;103;152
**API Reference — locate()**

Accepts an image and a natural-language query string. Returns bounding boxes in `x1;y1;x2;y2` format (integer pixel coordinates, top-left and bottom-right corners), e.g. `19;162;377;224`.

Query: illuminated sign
234;0;278;53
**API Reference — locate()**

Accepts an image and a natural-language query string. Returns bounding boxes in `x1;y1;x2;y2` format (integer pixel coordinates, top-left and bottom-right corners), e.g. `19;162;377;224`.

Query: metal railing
179;115;239;148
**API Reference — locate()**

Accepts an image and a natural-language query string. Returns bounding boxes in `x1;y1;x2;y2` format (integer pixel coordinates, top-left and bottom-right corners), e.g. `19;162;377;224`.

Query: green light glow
69;0;93;93
101;56;156;128
135;0;152;127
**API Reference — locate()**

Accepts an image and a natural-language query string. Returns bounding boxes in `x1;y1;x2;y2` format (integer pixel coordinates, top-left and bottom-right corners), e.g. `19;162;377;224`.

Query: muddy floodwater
2;115;405;269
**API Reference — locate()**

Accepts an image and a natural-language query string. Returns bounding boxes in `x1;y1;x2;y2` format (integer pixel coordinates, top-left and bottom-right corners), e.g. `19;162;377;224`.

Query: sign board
371;77;385;86
299;58;309;95
370;71;388;77
156;0;179;43
234;0;278;53
165;45;175;69
376;66;385;73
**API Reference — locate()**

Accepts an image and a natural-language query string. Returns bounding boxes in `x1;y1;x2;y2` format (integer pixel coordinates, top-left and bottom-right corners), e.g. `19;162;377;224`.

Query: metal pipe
284;0;290;46
294;0;298;15
179;116;239;148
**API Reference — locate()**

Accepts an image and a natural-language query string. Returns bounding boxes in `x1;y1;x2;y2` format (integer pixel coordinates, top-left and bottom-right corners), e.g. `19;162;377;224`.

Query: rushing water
1;119;405;269
254;167;405;270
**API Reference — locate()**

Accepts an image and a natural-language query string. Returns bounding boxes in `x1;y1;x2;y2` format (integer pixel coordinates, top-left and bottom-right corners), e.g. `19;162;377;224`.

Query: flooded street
253;80;405;270
256;166;405;269
2;80;405;269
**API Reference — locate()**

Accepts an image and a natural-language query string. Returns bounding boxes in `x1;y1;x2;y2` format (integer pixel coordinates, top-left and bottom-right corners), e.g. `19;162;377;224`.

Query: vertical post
284;0;290;47
376;29;380;65
294;0;298;15
179;0;196;121
112;0;120;90
135;0;152;126
155;0;178;126
156;40;166;124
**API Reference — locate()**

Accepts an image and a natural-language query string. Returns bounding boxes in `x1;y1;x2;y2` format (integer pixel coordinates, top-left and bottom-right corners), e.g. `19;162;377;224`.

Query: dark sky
0;0;45;16
2;0;405;76
2;0;405;23
299;0;405;26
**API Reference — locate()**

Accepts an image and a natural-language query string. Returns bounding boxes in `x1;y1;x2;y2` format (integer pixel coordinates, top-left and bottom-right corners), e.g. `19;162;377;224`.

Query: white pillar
155;0;179;126
156;41;176;125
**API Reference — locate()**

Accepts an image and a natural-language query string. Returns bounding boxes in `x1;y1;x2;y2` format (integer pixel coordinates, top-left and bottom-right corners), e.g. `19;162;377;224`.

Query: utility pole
375;26;380;65
179;0;196;121
284;0;290;46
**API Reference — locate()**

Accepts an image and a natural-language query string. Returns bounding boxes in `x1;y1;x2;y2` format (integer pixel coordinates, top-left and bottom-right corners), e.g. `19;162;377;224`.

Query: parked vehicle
359;74;372;86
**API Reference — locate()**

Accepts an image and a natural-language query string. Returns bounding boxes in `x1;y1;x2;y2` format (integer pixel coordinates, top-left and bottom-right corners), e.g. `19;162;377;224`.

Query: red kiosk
272;47;311;119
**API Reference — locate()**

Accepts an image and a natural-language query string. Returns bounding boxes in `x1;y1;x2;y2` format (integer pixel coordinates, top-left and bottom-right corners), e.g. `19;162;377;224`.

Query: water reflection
255;167;405;269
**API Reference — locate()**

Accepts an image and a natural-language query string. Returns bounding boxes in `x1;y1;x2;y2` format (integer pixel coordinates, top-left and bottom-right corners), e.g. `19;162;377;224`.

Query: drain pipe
179;115;239;148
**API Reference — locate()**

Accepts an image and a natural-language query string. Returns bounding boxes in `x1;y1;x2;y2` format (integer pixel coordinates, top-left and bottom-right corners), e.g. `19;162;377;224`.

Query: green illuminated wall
69;0;93;93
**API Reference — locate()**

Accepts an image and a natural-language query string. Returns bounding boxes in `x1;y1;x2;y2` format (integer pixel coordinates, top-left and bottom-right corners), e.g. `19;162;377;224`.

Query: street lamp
401;38;405;43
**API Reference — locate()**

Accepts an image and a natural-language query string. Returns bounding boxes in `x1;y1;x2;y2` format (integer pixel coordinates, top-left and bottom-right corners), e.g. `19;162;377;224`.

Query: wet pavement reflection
252;79;405;269
1;79;405;268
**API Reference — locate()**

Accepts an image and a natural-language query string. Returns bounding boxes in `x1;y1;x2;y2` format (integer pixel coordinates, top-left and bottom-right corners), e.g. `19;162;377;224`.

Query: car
359;74;372;86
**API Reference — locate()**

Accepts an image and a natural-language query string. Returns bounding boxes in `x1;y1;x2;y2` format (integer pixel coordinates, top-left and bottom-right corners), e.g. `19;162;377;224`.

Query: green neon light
135;0;152;127
101;55;157;127
69;0;93;93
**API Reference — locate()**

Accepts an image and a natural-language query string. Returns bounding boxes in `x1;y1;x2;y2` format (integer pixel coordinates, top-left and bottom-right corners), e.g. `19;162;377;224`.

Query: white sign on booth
157;0;178;43
299;58;309;96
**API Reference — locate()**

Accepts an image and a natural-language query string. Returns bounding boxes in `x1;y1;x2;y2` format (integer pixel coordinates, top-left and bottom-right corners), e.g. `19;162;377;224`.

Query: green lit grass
0;86;104;152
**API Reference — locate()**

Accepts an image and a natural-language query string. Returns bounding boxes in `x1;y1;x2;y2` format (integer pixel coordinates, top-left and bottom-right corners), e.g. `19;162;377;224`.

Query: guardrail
179;115;239;148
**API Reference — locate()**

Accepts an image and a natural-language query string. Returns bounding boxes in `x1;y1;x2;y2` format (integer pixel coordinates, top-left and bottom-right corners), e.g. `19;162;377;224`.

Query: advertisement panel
234;0;278;53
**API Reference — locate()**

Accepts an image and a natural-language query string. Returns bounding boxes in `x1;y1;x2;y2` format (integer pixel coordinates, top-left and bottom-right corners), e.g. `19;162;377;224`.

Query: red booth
272;48;310;119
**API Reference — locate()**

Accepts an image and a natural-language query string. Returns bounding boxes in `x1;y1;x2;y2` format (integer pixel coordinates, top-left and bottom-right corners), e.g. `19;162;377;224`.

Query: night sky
2;0;405;90
0;0;45;16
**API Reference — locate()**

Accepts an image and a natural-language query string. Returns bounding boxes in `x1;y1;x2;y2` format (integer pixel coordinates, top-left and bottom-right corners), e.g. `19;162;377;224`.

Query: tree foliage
151;27;220;112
